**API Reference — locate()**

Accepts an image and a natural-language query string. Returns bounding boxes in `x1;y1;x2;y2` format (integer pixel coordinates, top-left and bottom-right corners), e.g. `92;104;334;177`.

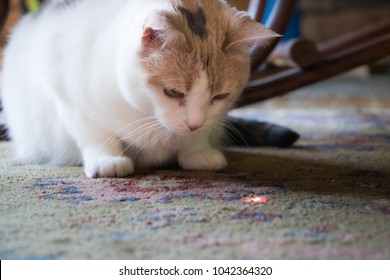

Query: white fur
1;0;233;177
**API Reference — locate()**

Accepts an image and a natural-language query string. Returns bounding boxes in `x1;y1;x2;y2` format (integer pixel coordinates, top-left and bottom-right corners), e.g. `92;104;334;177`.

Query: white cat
1;0;278;178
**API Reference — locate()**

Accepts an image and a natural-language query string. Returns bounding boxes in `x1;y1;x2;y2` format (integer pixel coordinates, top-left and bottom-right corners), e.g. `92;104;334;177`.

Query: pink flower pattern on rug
27;171;284;205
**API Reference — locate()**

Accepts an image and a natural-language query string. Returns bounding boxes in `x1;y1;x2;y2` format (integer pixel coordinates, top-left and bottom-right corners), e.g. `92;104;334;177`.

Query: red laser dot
244;196;268;204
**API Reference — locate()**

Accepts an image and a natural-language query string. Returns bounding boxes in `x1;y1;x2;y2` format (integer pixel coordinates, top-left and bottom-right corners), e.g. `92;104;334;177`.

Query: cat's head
139;0;278;135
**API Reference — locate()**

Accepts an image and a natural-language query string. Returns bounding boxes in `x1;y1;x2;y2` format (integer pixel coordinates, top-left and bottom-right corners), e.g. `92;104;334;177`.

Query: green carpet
1;70;389;259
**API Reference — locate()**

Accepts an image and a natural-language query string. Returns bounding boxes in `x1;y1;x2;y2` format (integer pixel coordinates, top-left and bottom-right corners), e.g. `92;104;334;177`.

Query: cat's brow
178;6;208;40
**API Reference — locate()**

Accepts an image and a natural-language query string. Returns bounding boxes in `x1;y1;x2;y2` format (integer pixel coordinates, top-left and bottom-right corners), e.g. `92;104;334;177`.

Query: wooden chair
241;0;390;107
1;0;389;109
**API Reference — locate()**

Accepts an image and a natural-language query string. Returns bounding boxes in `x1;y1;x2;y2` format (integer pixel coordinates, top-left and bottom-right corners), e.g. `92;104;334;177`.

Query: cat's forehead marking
178;6;208;40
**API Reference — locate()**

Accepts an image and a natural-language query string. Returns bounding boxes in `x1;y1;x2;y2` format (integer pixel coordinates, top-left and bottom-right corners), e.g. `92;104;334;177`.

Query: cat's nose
187;123;202;132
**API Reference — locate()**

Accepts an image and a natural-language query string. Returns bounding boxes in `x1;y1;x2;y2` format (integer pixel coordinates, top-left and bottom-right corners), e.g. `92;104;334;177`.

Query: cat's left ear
226;13;280;50
142;13;185;50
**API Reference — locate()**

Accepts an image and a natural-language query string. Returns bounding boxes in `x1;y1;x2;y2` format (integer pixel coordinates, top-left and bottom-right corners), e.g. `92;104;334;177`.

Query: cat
1;0;297;178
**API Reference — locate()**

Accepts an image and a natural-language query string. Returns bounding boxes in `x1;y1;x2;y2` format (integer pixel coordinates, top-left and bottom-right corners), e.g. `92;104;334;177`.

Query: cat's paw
179;149;227;171
84;156;134;178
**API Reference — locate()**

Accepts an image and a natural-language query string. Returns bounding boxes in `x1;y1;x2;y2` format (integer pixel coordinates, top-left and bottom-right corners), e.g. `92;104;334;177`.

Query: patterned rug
0;70;389;260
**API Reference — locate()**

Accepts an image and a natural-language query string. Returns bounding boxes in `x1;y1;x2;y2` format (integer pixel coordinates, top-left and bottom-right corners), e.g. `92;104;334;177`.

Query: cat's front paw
179;149;227;171
84;156;134;178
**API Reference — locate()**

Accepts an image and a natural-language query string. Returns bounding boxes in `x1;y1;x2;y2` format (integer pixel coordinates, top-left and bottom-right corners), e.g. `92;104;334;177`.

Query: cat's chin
168;127;206;137
172;129;203;137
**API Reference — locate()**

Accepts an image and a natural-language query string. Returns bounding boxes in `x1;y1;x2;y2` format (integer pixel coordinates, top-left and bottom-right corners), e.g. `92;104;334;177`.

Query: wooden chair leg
0;0;10;32
318;20;390;57
247;0;267;23
267;38;320;68
249;0;298;73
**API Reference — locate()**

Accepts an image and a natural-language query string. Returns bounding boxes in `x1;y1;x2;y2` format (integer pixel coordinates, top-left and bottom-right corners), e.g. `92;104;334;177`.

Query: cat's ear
225;13;280;50
142;13;185;50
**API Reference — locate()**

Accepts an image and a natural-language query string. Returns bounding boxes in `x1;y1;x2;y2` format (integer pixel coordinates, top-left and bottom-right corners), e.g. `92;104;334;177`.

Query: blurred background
229;0;390;42
2;0;390;44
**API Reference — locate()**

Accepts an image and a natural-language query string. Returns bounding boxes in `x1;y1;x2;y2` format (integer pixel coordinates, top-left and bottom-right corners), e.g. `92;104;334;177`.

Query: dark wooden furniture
0;0;9;32
240;0;390;107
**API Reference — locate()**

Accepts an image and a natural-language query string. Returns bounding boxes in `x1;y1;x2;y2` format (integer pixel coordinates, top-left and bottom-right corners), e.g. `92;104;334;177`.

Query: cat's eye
164;88;185;99
212;93;230;103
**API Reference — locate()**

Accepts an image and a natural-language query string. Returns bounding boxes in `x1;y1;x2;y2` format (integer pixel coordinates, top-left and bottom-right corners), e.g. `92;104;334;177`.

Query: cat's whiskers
100;117;161;157
134;130;165;157
111;122;161;157
162;128;173;145
119;122;162;157
96;116;157;153
217;119;249;146
212;124;229;143
133;124;173;156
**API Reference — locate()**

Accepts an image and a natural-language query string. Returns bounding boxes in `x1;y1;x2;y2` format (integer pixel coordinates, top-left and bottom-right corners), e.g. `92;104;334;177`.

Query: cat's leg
83;146;134;178
178;136;227;171
59;106;134;178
